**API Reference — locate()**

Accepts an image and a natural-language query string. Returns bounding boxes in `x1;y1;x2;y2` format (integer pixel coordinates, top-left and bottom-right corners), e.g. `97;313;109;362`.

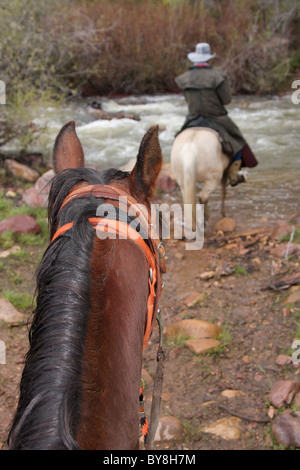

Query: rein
51;183;165;449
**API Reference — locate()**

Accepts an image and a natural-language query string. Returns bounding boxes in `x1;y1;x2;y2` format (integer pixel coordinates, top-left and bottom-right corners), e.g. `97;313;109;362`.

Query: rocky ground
142;216;300;450
0;158;300;451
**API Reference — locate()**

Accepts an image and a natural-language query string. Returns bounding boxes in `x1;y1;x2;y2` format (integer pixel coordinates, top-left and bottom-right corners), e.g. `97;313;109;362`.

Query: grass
294;321;300;339
0;191;48;249
293;309;300;323
165;332;190;350
0;191;48;220
218;326;232;349
234;264;248;276
280;227;300;244
182;419;201;441
205;329;232;358
1;288;35;312
9;272;22;285
0;191;48;313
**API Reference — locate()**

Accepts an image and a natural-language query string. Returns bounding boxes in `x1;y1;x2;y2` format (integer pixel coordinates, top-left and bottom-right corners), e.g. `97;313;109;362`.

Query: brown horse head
7;122;164;450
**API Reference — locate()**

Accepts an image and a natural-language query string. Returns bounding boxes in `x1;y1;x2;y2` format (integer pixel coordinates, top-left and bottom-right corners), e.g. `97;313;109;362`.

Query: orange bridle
51;184;165;350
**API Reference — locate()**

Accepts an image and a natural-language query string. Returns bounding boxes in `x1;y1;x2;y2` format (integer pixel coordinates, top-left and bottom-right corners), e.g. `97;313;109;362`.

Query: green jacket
175;65;246;154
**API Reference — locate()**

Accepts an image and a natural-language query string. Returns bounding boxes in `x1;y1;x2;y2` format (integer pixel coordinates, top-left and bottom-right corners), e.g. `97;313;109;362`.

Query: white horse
170;127;231;231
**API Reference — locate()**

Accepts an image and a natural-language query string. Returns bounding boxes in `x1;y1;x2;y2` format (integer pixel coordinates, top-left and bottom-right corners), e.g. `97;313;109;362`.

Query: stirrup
230;171;248;187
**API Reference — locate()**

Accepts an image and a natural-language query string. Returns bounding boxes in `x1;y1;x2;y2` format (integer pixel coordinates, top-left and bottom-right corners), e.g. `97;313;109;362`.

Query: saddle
176;115;258;168
176;115;234;156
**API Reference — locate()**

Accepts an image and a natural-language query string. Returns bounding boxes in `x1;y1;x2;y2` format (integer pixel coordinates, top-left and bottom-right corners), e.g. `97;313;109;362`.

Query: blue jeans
231;150;242;163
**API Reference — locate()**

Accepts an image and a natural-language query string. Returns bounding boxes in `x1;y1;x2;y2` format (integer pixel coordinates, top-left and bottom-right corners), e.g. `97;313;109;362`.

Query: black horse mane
7;167;128;450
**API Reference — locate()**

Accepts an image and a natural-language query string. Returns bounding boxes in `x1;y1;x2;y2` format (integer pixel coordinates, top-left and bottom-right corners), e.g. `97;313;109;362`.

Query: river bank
2;92;299;228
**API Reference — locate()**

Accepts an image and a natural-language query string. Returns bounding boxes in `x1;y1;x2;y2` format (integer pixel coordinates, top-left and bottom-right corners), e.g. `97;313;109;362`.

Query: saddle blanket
176;115;258;168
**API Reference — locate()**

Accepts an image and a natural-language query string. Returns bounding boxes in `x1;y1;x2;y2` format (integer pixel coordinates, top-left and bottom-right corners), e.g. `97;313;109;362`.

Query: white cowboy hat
187;43;216;63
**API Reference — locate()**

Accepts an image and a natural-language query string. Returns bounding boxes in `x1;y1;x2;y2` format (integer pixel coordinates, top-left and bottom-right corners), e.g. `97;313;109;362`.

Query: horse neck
76;236;149;450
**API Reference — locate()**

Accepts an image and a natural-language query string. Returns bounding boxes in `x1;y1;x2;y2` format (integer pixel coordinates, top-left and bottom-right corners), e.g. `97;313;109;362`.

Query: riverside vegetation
0;0;299;150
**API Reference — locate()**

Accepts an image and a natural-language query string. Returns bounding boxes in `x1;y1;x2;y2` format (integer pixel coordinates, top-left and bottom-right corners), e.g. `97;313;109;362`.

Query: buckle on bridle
157;241;166;259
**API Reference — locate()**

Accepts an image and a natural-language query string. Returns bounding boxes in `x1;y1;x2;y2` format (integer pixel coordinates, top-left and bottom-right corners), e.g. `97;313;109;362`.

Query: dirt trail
0;192;300;450
143;218;300;450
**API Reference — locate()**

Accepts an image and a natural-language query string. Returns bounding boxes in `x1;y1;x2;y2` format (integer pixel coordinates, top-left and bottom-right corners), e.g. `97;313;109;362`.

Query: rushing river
6;93;300;230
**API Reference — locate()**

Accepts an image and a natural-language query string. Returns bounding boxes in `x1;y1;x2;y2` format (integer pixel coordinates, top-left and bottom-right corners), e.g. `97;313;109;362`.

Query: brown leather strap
51;183;163;350
59;184;139;211
145;313;165;450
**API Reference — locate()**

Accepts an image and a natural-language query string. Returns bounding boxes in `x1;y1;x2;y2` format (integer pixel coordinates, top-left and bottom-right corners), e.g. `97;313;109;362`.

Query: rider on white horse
175;43;258;186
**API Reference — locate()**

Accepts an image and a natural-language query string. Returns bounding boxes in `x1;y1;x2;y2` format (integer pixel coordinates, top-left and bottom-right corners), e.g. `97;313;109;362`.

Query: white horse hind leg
198;178;219;222
221;175;227;217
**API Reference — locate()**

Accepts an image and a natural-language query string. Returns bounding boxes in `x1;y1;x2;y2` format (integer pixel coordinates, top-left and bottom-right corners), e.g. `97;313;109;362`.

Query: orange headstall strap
51;185;162;350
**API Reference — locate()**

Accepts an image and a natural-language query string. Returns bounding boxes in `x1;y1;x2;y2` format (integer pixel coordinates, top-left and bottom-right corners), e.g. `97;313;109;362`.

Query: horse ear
129;125;162;201
53;120;84;173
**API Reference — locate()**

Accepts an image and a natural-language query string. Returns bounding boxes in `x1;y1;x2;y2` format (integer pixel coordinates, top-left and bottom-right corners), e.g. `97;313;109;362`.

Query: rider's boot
227;158;247;187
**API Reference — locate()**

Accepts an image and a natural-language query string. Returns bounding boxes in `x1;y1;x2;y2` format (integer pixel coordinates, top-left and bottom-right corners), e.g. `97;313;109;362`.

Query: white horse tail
182;143;196;206
181;143;197;230
171;128;231;229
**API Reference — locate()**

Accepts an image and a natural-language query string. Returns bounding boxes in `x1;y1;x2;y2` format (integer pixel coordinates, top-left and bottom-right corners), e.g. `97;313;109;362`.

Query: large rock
202;417;241;440
272;410;300;448
0;245;21;258
270;243;300;258
198;271;215;281
154;416;185;443
184;292;204;307
156;173;176;192
269;222;295;240
269;380;300;408
22;169;54;208
220;389;245;399
275;354;292;366
4;159;39;182
165;319;222;340
185;338;221;354
214;217;236;233
0;298;25;323
285;288;300;305
0;214;41;235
